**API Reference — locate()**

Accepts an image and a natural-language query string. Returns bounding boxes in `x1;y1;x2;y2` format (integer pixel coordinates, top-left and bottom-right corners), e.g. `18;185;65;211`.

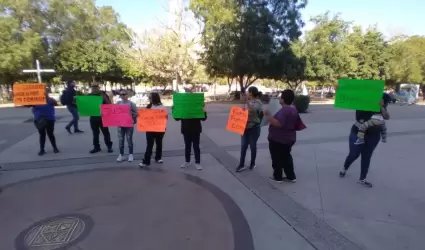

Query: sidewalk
1;104;425;250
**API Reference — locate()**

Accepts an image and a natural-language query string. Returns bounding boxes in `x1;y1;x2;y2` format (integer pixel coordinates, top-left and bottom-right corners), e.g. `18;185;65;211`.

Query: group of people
29;82;391;188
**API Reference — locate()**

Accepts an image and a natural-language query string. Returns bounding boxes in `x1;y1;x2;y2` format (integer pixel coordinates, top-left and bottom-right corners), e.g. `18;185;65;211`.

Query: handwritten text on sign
13;83;46;105
101;104;134;127
334;79;384;112
226;106;248;135
137;109;167;132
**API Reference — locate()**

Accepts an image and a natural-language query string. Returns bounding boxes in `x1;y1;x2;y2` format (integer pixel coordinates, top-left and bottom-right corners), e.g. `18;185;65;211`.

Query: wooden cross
22;60;55;83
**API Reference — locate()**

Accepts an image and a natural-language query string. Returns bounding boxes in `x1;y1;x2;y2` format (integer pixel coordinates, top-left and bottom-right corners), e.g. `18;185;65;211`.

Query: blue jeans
66;105;79;131
118;127;134;155
344;131;380;180
239;126;261;167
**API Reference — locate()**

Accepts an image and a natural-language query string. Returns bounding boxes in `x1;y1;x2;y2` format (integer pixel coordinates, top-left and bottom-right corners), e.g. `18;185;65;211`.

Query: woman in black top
339;94;391;187
173;106;207;170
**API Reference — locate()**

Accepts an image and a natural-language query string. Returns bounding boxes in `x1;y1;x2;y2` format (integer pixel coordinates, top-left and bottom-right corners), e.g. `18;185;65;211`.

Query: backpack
60;90;68;105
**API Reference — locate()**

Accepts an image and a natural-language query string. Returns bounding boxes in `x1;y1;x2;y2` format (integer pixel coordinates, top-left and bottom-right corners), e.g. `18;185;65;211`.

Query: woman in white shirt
139;92;168;167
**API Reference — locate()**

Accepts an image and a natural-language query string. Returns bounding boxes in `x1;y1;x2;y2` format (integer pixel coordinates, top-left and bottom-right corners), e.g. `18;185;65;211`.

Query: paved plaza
0;103;424;250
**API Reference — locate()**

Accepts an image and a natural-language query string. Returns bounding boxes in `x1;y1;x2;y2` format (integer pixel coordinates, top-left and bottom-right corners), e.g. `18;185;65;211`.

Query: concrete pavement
1;103;425;250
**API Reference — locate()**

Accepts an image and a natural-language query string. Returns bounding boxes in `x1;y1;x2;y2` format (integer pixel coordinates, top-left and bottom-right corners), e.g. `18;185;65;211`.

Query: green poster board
172;93;205;119
334;79;384;112
76;95;103;116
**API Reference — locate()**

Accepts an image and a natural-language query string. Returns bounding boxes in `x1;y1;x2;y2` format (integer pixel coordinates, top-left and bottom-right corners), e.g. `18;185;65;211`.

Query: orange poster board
226;106;248;135
137;108;167;132
13;83;46;105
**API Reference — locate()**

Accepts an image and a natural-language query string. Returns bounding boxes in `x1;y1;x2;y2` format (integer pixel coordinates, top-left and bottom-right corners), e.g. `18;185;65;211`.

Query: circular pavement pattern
0;168;253;250
15;214;93;250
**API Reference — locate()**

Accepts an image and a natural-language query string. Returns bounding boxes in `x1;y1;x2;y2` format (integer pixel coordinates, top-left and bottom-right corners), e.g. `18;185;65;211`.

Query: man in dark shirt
89;83;113;154
64;80;84;134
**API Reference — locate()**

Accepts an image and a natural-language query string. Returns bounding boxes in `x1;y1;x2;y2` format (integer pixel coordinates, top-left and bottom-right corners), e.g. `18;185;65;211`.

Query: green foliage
293;95;310;113
191;0;307;92
0;0;129;84
301;12;425;85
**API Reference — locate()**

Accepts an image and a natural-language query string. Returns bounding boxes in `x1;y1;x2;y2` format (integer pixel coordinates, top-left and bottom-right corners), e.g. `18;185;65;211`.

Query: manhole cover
15;214;93;250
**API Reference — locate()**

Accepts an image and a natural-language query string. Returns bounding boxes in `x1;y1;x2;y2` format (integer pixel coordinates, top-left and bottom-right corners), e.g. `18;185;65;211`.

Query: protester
139;93;168;167
339;93;391;188
173;105;207;170
116;90;138;162
89;83;113;154
33;91;60;156
236;86;263;172
62;80;83;134
264;89;304;183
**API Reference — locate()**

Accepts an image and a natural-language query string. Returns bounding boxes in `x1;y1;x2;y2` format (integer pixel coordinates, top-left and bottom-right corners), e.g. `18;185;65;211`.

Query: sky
96;0;425;37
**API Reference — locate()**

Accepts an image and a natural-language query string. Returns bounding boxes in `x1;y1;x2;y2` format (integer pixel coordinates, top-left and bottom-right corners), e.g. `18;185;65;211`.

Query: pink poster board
101;104;133;127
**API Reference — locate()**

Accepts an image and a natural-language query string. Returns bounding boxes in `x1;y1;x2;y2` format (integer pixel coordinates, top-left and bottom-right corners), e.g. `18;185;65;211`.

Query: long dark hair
147;92;162;108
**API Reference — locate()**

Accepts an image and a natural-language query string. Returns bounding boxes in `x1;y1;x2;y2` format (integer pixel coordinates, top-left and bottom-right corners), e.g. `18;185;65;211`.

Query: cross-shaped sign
22;60;55;83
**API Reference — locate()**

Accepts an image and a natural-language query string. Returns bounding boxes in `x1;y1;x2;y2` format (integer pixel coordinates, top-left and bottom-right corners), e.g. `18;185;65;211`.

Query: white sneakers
180;162;191;168
116;154;134;162
180;162;203;170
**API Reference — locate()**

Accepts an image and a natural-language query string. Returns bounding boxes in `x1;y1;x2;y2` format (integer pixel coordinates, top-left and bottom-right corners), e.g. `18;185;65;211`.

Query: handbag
295;115;306;131
35;118;48;130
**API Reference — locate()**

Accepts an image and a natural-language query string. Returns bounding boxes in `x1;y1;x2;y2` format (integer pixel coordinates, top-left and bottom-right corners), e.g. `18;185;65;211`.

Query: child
355;114;387;145
116;90;138;162
173;105;207;170
139;93;168;167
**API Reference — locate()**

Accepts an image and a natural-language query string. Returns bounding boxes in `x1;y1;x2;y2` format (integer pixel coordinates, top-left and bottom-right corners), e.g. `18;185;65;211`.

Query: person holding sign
173;105;207;170
88;83;113;154
116;90;138;162
31;91;60;156
236;87;263;172
264;89;304;183
139;93;168;167
339;94;391;188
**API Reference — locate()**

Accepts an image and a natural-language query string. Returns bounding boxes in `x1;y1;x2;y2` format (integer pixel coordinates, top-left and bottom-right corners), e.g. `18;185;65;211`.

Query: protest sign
334;79;385;112
101;104;133;127
226;106;248;135
137;109;167;132
76;96;103;116
13;83;46;105
260;98;280;126
172;93;205;119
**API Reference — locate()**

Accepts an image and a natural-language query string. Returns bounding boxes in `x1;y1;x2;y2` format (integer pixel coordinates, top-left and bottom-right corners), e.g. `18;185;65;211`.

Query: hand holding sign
226;106;248;135
137;109;167;132
101;104;133;127
13;83;46;105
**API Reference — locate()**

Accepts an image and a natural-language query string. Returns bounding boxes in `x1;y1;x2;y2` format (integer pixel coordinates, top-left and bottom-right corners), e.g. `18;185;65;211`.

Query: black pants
143;132;165;164
268;139;296;181
90;118;112;149
35;120;57;150
183;133;201;164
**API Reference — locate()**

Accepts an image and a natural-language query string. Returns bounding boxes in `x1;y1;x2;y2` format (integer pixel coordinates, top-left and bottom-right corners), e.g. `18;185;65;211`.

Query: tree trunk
213;81;217;101
227;77;232;93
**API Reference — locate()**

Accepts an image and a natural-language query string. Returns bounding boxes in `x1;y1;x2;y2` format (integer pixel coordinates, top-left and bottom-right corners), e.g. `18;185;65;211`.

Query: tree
119;1;200;90
302;12;353;84
119;28;198;88
0;0;128;86
344;26;388;80
386;36;425;84
191;0;307;93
